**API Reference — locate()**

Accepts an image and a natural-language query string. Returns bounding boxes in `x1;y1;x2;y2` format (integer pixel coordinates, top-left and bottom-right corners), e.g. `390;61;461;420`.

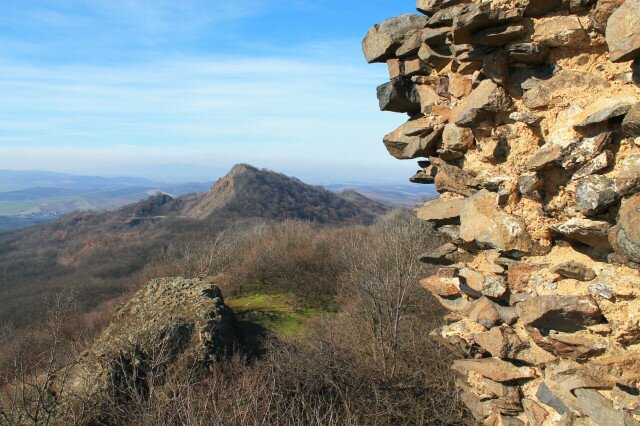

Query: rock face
68;277;240;408
363;1;640;423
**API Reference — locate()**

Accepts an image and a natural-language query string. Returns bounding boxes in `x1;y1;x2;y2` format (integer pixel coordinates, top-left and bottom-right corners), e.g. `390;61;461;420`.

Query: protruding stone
363;15;430;63
442;122;474;153
460;190;533;253
572;97;638;128
463;296;518;328
416;0;468;15
419;242;458;265
524;0;563;17
605;0;640;62
529;327;607;360
553;218;612;250
518;173;542;196
453;358;537;383
473;24;525;47
420;274;461;297
509;112;542;125
616;154;640;196
508;42;549;64
474;325;526;358
523;71;609;110
383;117;443;159
516;295;604;332
551;261;596;281
575;175;619;216
533;15;590;48
453;80;513;127
572;150;613;180
452;3;523;45
416;197;463;222
482;52;509;86
421;26;451;45
418;42;453;70
377;77;421;113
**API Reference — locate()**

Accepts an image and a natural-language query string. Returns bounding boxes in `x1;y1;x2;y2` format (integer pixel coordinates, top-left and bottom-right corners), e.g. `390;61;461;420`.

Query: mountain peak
183;165;387;224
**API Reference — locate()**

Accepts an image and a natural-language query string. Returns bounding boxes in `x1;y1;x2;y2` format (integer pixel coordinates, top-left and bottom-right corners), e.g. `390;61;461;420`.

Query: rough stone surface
516;296;604;332
572;97;638;128
377;76;421;113
363;15;430;63
453;80;512;127
533;15;590;48
523;71;609;110
605;0;640;62
68;277;239;404
613;194;640;264
364;1;640;422
575;175;619;216
460;190;533;253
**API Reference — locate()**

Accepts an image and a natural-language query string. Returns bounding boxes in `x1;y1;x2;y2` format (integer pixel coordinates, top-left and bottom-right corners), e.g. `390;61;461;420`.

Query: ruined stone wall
363;1;640;424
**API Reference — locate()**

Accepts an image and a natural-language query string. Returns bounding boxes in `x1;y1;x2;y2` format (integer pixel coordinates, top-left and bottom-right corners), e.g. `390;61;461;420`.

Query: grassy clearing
226;290;329;340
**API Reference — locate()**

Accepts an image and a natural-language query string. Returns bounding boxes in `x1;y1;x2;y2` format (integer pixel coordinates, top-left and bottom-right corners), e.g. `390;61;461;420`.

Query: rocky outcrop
364;1;640;424
67;277;239;410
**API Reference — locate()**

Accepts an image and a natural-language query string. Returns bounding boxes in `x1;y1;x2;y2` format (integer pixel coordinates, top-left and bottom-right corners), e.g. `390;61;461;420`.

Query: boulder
363;15;430;63
383;117;443;159
572;97;638;128
422;26;452;45
68;277;239;404
403;57;431;76
452;358;537;383
453;80;513;127
605;0;640;62
622;103;640;137
416;197;464;222
460;190;533;253
551;261;597;281
575;175;619;216
516;295;604;332
533;15;590;48
523;71;609;110
376;77;421;113
612;194;640;264
552;218;612;250
508;42;550;64
387;58;403;79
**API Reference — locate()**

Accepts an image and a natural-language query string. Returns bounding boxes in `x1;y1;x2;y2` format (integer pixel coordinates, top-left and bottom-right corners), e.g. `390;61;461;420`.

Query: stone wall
363;1;640;424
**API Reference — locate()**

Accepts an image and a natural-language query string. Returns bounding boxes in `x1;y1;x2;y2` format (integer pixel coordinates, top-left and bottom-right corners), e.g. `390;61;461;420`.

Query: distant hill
185;164;388;224
0;170;214;228
323;182;437;206
0;165;389;329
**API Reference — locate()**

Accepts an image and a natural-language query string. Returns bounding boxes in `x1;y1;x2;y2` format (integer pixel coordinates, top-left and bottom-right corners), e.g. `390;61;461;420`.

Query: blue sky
0;0;420;183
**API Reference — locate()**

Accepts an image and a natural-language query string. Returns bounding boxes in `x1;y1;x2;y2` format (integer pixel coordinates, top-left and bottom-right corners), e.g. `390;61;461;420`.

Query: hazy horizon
0;1;420;183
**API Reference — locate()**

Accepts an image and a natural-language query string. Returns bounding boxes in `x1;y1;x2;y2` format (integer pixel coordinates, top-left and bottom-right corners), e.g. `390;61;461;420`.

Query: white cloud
0;52;411;181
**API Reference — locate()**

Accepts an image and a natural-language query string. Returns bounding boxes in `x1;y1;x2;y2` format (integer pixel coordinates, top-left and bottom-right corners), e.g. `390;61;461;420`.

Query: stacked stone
364;1;640;424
